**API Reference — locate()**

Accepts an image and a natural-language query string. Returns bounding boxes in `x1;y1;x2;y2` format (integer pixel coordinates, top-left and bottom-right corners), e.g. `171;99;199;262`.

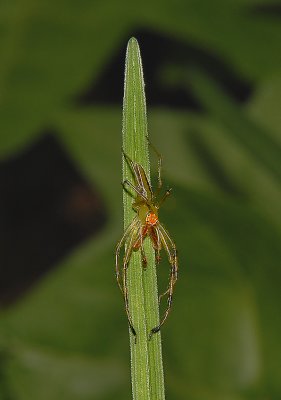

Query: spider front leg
147;136;163;198
156;188;172;209
123;180;147;201
149;223;178;340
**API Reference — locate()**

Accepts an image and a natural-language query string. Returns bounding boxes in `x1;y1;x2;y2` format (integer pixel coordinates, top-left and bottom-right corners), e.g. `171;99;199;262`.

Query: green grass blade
122;37;165;400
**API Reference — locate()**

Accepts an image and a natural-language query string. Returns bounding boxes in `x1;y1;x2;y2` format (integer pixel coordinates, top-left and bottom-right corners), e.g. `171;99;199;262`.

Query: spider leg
123;150;152;201
158;288;170;305
156;224;170;304
148;226;164;303
146;136;163;192
149;223;178;340
140;229;148;268
156;188;172;209
115;217;138;294
131;225;148;268
150;225;161;264
123;221;141;340
123;180;147;202
146;138;173;208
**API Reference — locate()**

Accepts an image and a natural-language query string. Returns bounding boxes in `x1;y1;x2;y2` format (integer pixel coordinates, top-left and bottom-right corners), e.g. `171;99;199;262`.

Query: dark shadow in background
0;133;107;306
76;29;253;110
250;2;281;16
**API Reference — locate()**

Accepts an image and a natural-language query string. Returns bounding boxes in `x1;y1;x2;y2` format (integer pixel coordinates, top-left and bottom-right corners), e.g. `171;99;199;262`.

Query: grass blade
121;37;165;400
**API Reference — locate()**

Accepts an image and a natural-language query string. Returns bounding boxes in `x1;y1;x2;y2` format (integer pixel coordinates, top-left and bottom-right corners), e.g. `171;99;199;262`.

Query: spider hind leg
149;223;178;340
116;218;141;341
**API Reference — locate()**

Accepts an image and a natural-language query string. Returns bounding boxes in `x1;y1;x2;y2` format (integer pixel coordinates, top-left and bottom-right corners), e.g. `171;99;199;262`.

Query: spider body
115;143;178;340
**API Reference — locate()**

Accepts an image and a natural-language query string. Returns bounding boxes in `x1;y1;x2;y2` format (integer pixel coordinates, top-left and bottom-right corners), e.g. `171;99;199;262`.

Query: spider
115;140;178;341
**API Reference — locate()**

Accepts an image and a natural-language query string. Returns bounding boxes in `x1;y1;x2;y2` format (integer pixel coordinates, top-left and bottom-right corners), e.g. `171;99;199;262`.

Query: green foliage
0;1;281;399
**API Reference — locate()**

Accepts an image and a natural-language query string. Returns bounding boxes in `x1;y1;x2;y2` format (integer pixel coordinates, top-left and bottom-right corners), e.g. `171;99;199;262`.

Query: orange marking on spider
146;212;158;226
115;139;178;341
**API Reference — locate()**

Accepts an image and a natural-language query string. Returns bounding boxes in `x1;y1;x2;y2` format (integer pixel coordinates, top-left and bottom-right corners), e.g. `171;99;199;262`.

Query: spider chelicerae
115;140;178;340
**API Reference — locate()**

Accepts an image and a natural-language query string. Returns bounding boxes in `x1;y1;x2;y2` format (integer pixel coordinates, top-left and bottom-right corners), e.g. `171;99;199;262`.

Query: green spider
115;142;178;340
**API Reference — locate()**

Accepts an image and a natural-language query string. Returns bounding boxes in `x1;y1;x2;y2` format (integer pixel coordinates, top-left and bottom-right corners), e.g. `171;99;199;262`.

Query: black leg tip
130;325;137;343
148;326;160;340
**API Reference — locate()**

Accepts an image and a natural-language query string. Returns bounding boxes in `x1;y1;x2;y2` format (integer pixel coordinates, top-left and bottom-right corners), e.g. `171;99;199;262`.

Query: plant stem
122;37;165;400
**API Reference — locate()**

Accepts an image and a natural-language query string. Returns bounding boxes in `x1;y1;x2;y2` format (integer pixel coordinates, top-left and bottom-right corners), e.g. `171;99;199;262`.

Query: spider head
138;203;158;225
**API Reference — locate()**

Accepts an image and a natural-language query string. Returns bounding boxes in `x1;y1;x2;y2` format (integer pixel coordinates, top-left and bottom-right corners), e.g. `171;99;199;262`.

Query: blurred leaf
186;69;281;182
247;75;281;143
0;182;280;399
6;345;126;400
163;185;281;399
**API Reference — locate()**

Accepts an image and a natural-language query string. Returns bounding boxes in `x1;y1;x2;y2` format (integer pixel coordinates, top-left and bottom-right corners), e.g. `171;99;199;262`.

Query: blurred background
0;1;281;399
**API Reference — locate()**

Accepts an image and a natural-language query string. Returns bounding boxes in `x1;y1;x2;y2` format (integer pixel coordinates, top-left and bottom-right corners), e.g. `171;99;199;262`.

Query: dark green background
0;1;281;399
